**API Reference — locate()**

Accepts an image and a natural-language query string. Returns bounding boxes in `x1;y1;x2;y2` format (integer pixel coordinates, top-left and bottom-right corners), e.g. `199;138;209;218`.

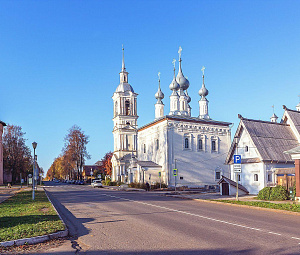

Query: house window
211;140;216;151
268;174;272;182
245;146;249;152
254;174;258;182
184;138;189;149
125;100;130;115
143;144;146;153
198;139;203;150
156;139;159;150
215;171;221;180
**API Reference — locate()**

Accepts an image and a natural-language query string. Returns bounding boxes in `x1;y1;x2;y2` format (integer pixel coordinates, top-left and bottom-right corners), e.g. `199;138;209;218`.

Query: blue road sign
234;155;241;164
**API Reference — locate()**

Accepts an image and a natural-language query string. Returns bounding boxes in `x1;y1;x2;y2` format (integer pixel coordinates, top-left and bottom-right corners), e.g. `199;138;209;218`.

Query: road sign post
233;155;242;201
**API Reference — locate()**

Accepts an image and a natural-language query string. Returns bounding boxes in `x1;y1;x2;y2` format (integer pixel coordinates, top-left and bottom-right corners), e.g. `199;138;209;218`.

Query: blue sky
1;0;300;174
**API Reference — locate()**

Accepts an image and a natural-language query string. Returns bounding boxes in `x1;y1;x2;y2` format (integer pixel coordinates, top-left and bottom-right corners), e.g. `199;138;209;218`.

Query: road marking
103;193;300;243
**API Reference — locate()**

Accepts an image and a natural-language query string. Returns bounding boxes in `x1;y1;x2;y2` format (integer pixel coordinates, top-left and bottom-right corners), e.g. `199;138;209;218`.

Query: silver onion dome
169;77;180;91
199;83;208;97
176;59;190;90
186;90;191;103
155;87;164;100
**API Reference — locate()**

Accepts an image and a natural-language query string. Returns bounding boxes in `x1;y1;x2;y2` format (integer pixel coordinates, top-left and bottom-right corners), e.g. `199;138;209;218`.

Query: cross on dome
178;46;182;59
201;66;205;76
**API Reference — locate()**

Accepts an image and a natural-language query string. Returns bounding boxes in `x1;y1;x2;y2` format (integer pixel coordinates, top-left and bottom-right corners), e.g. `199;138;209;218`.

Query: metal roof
285;108;300;135
218;175;249;194
137;161;162;168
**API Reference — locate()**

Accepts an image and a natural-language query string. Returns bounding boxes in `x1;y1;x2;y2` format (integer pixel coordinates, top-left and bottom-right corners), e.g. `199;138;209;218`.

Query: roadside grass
212;200;300;212
0;190;65;242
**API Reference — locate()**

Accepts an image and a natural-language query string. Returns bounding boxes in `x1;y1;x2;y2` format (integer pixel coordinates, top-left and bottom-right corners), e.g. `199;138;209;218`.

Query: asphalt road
41;182;300;254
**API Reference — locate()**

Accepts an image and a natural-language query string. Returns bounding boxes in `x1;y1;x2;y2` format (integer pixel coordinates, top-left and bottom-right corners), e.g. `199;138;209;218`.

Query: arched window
156;139;159;150
184;138;189;149
238;174;241;182
198;139;203;150
125;100;130;115
143;144;146;153
254;174;258;182
245;146;249;152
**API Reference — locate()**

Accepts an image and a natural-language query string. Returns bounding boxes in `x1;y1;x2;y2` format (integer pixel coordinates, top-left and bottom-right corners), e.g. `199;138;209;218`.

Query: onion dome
155;73;164;103
176;59;189;90
169;66;180;91
186;90;191;103
198;74;208;98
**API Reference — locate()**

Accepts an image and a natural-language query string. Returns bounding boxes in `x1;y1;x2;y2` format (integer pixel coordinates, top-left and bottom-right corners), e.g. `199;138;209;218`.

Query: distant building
83;164;105;181
226;105;300;194
111;47;232;187
0;120;6;185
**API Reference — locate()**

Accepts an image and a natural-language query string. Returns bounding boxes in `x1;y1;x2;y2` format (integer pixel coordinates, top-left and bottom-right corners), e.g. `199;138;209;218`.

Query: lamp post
32;142;37;200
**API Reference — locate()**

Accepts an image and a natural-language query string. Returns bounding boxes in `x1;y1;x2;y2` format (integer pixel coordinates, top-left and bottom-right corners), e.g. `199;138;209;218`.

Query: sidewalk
0;185;30;203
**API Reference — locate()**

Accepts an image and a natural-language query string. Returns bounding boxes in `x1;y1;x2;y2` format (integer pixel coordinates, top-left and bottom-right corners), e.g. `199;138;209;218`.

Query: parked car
91;180;103;188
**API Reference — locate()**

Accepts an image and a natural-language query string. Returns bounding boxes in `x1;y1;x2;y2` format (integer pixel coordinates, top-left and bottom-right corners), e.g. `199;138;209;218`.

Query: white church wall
138;120;168;183
168;120;231;187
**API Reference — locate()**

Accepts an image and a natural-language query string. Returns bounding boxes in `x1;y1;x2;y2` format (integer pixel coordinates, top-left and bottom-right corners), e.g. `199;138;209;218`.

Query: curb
168;194;300;216
0;189;68;247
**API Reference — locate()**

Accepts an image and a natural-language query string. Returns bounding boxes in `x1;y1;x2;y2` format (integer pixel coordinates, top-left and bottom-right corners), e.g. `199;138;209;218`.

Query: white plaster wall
138;119;231;187
168;121;231;187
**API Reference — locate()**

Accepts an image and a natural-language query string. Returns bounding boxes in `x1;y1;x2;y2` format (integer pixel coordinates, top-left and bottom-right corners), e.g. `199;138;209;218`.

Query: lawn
212;199;300;213
0;190;65;242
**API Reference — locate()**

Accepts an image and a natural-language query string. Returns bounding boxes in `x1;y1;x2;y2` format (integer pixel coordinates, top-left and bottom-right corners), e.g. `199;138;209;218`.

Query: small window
198;139;203;150
245;146;249;152
143;144;146;153
211;140;216;151
184;138;189;149
238;174;241;182
254;174;258;182
215;171;221;180
156;139;159;150
126;122;130;125
268;174;272;182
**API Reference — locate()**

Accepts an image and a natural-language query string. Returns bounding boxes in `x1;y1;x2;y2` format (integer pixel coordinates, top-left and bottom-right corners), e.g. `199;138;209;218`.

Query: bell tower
111;46;138;182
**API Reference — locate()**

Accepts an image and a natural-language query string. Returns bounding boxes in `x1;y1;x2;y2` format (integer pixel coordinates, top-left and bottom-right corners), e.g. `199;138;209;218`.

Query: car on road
91;180;103;188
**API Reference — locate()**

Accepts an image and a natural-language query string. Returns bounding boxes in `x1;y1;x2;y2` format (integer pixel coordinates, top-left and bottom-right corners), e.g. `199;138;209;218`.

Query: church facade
112;47;232;187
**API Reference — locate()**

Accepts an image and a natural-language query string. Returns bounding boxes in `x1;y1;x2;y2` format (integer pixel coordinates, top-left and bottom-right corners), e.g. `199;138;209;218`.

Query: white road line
103;193;300;243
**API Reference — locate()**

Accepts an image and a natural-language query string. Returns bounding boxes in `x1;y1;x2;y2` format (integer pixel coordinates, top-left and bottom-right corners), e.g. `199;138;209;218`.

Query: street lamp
32;142;37;200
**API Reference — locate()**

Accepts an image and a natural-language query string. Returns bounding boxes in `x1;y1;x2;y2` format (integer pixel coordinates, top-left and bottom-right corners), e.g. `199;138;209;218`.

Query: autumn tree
63;125;90;180
3;124;32;184
102;151;113;176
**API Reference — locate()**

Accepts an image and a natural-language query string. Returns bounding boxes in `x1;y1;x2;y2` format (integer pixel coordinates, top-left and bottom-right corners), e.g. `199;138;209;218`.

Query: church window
156;139;159;150
238;174;241;182
198;139;203;150
215;171;221;180
126;122;130;125
254;174;258;182
245;146;249;152
211;140;216;151
143;144;146;153
184;138;189;149
125;100;130;115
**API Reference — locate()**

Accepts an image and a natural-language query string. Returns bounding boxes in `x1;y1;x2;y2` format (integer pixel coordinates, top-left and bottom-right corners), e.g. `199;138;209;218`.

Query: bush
128;182;147;189
257;187;272;200
269;185;289;201
257;186;289;201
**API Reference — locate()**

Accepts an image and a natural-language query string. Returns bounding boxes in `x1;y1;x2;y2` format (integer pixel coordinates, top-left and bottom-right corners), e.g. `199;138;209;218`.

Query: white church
111;47;232;188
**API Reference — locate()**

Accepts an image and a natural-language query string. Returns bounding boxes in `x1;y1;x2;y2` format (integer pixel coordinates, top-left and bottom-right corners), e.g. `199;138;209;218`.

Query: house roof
218;175;249;193
285;145;300;154
138;115;232;132
137;161;162;168
226;115;299;164
274;168;295;175
284;107;300;135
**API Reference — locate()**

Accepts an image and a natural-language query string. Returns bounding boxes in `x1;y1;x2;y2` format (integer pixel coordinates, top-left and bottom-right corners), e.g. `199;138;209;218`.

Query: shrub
269;185;289;201
257;187;272;200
